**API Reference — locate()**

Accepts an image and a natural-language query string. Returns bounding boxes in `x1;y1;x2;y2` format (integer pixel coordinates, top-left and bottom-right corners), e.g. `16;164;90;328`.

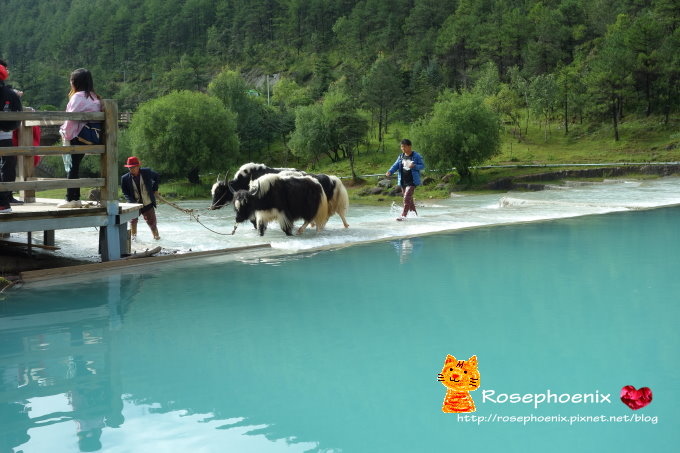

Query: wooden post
44;230;55;246
99;100;122;261
101;99;119;204
18;122;35;202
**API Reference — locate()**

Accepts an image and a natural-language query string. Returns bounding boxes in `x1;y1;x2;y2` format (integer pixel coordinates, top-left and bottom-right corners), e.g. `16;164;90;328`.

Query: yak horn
248;180;260;196
228;182;236;194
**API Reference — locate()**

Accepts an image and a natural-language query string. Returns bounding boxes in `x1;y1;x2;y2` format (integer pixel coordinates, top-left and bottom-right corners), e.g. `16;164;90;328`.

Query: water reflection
2;207;679;452
0;271;324;452
392;237;424;264
0;275;136;452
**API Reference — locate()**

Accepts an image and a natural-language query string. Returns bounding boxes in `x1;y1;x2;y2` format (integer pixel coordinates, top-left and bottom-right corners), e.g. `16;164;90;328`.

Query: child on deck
58;68;102;208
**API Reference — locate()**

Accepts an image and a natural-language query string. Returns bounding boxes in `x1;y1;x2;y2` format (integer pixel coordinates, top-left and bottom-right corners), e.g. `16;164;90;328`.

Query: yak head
233;188;256;223
210;173;236;209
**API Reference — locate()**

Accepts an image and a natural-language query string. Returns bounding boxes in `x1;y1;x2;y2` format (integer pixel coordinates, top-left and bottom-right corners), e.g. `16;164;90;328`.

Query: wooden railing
0;99;118;204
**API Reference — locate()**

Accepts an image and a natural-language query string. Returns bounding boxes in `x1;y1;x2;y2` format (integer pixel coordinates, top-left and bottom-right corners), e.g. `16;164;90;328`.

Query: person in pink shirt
58;68;102;208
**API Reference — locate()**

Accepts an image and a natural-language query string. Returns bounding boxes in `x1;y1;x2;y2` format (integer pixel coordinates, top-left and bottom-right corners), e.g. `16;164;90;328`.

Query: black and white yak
210;163;296;209
279;171;350;228
232;173;330;236
211;162;350;228
312;173;349;228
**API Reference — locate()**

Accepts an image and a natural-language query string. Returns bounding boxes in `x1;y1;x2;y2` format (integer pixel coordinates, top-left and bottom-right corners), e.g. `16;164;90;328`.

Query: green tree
486;83;523;140
508;66;531;136
657;28;680;123
271;77;312;109
323;86;370;178
128;90;239;183
625;11;664;116
472;61;501;97
311;54;333;98
361;55;402;151
528;73;559;141
556;61;588;134
411;91;501;179
288;104;329;164
405;60;443;123
524;1;571;75
208;68;278;161
585;14;635;141
289;86;368;177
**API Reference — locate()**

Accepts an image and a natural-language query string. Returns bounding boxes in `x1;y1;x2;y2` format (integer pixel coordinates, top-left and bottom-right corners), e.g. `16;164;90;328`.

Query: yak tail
328;176;350;228
313;190;330;232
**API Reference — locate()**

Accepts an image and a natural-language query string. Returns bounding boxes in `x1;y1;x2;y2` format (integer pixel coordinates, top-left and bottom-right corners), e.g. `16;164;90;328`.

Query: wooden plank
119;202;143;214
18;124;35;202
0;178;104;191
101;100;119;203
20;243;273;283
2;206;105;219
0;145;105;157
118;209;140;224
25;119;63;127
121;246;161;259
0;111;105;122
0;215;110;234
0;238;60;250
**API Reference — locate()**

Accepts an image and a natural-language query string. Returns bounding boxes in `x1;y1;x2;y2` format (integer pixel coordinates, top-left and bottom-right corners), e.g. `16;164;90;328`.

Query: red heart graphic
620;385;653;410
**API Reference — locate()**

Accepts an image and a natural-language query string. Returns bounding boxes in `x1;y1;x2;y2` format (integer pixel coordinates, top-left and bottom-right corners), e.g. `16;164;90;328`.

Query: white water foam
10;176;680;262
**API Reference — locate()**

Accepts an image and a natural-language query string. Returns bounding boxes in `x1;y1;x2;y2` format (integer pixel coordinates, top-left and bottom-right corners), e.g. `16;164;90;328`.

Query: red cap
0;65;8;81
124;156;141;167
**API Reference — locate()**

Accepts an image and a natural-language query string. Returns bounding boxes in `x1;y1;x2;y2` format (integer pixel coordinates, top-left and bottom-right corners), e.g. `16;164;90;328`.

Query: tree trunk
187;167;200;184
348;149;357;180
563;96;569;135
378;106;384;151
384;106;389;134
611;98;619;142
524;107;530;137
645;74;651;117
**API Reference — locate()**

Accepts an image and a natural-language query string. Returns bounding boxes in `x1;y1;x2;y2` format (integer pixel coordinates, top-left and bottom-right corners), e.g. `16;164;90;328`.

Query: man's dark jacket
121;168;160;208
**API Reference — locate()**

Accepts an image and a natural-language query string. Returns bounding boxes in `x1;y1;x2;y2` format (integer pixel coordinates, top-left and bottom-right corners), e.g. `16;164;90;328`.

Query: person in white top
58;68;102;208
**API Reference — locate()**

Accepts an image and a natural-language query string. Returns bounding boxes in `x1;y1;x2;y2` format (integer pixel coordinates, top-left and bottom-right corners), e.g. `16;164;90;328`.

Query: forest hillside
1;0;679;181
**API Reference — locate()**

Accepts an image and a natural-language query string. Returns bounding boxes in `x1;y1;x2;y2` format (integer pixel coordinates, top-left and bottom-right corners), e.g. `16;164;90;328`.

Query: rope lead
156;193;236;236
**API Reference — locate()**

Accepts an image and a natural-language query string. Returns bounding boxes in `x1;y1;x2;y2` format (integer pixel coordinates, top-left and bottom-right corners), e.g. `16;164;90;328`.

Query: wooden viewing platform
0;101;140;261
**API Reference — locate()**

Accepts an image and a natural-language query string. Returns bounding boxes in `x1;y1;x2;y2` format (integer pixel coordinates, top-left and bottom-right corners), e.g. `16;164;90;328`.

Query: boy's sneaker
57;200;82;208
396;216;406;221
0;205;12;213
9;197;24;205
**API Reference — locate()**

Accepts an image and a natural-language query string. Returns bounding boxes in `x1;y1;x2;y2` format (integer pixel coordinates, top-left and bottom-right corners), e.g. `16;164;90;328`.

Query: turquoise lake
1;202;678;452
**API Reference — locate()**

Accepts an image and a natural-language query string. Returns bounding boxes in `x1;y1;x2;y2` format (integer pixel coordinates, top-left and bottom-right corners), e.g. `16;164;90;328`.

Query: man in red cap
120;156;161;240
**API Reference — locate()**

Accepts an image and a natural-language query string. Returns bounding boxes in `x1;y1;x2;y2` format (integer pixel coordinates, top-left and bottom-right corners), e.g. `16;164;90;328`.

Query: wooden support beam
0;178;104;191
20;244;273;283
101;100;119;204
44;230;55;246
0;145;105;157
0;238;60;250
0;111;105;122
18;123;35;202
0;214;110;234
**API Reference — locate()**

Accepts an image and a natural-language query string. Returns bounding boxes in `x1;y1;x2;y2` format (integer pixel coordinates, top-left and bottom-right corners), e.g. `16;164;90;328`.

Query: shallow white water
11;176;680;262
